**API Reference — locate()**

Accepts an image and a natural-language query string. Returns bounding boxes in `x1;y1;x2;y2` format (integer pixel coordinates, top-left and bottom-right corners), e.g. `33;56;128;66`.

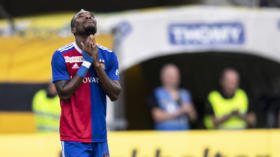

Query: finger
92;36;96;45
89;34;94;40
92;39;97;48
80;42;85;49
89;35;94;46
85;36;91;46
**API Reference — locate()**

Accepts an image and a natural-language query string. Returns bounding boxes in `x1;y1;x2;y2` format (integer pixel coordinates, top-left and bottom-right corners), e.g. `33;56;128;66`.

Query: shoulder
56;42;75;53
179;88;190;95
154;87;164;93
154;87;168;98
236;88;248;97
237;88;247;94
208;90;219;99
97;44;113;53
97;44;117;58
52;43;75;61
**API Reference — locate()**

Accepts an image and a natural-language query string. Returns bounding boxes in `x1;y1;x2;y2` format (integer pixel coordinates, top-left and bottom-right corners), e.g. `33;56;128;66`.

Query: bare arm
54;75;84;101
152;107;185;122
81;35;121;101
238;112;256;127
94;63;121;101
182;103;197;122
211;111;236;128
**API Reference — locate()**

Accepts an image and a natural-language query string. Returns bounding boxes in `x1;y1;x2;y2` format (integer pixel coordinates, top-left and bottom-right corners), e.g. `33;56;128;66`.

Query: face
161;65;180;88
221;70;239;93
72;12;97;36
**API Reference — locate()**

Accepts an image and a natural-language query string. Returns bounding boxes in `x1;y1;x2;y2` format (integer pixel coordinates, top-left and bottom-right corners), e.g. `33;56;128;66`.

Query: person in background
148;64;197;130
204;68;256;129
32;82;60;132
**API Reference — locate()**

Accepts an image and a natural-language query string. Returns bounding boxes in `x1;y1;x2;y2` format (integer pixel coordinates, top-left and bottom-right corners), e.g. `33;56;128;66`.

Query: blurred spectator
259;78;280;128
204;68;256;129
32;82;61;132
0;3;16;35
148;64;197;131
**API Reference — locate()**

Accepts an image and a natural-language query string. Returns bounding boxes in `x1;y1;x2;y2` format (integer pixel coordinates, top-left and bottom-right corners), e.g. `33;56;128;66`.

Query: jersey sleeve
107;52;120;80
51;51;70;82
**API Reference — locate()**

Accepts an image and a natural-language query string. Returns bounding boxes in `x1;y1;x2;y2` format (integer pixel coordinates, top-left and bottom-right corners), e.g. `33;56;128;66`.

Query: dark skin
54;12;121;101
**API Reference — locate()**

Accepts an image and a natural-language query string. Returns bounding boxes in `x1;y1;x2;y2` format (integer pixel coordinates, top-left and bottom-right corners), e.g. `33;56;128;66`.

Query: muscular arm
94;63;121;101
54;75;84;101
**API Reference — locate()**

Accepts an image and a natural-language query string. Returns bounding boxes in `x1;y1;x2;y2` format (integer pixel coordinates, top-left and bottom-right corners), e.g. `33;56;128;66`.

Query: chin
85;26;97;35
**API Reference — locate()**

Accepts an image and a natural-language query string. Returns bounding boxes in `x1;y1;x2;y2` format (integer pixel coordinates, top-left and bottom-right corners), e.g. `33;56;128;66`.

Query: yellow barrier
0;112;36;133
0;130;279;157
0;35;113;83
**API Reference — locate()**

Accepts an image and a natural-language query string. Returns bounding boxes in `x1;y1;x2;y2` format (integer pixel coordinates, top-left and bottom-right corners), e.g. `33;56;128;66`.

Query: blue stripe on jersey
89;64;107;142
58;43;74;52
59;46;75;53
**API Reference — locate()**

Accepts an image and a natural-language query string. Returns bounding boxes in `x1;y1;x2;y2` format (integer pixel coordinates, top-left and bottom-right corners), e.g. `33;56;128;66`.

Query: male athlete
51;9;121;157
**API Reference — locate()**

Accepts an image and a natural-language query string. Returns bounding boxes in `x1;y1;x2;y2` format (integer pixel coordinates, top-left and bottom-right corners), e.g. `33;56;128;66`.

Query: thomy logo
168;22;245;46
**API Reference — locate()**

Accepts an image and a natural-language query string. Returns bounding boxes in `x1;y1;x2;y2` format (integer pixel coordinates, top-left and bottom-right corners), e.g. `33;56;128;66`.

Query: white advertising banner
106;6;280;70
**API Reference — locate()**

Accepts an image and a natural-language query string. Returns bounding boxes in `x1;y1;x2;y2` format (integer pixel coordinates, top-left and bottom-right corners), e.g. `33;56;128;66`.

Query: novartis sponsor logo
83;77;99;83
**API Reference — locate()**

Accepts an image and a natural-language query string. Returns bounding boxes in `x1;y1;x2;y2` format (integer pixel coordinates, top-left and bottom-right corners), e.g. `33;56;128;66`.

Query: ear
71;27;76;35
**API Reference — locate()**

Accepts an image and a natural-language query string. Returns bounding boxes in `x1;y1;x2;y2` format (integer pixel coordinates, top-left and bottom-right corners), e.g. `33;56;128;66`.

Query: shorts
61;141;110;157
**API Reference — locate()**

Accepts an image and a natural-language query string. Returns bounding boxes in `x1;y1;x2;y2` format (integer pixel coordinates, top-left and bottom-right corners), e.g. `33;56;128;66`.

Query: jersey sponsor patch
64;56;83;63
82;76;99;84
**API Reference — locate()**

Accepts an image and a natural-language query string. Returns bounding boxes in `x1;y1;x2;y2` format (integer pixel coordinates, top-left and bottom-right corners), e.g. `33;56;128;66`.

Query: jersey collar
73;42;82;54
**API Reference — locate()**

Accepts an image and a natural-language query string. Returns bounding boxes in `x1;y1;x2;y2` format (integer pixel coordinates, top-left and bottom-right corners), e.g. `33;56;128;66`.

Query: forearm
94;63;121;101
187;111;197;121
55;55;93;101
185;105;197;121
153;108;184;122
212;114;232;127
55;75;83;101
238;113;247;121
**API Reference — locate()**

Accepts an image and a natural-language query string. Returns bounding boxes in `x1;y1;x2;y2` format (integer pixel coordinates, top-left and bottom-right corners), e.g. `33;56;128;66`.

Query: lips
84;20;94;24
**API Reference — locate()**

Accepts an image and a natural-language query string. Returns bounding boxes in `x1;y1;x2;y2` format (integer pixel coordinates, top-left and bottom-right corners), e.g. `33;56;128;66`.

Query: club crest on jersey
99;59;105;70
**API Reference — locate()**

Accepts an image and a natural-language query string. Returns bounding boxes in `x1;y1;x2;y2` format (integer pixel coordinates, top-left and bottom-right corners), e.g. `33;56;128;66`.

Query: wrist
77;61;92;77
82;51;94;63
177;109;185;115
93;56;101;68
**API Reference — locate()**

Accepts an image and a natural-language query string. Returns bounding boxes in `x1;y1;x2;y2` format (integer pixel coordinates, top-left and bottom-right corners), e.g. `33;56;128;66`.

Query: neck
75;35;90;49
164;85;177;91
223;89;235;98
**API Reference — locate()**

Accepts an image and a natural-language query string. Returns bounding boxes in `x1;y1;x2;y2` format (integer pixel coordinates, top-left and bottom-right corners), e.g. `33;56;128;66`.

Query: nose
85;15;94;20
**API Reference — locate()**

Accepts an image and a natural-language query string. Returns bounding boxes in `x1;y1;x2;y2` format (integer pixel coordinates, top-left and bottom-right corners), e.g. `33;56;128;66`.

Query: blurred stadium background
1;0;280;156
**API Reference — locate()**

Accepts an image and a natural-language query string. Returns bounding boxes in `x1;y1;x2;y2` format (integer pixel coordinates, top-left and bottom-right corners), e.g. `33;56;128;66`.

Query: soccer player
51;9;121;157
